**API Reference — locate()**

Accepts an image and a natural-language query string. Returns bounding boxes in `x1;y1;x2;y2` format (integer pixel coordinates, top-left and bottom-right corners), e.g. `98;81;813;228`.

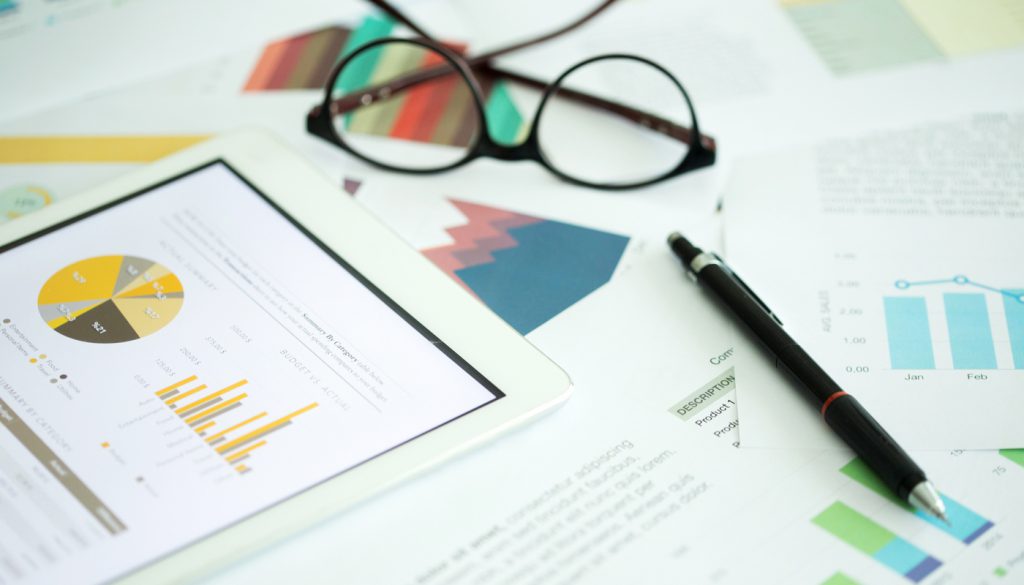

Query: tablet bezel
0;130;572;584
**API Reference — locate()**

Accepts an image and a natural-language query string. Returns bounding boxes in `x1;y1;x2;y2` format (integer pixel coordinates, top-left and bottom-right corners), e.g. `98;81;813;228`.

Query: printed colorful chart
811;457;996;583
0;134;210;224
1;184;52;224
781;0;1024;75
421;200;630;335
244;15;526;146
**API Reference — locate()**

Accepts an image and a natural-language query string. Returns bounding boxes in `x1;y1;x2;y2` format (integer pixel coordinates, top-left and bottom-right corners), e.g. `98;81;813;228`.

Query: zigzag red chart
422;200;630;334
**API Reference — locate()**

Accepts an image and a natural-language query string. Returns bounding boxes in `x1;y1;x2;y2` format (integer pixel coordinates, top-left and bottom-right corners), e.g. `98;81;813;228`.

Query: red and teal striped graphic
244;15;525;146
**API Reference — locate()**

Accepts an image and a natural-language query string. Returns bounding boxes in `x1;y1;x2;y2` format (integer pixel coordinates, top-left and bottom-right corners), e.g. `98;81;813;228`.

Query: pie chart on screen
38;255;184;344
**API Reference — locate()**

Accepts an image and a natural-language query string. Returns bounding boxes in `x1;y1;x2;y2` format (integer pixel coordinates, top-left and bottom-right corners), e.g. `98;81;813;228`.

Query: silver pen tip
909;481;948;523
667;232;682;245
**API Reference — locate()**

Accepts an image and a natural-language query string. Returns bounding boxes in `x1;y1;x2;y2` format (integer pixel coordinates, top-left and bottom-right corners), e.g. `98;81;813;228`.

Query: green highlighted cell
812;501;941;582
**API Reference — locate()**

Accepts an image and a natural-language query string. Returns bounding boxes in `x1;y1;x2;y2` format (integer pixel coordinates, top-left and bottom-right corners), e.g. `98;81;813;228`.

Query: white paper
194;177;1024;585
0;0;362;123
725;111;1024;450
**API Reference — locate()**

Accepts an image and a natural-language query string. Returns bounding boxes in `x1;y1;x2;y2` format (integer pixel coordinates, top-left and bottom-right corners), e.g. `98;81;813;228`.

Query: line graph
895;275;1024;303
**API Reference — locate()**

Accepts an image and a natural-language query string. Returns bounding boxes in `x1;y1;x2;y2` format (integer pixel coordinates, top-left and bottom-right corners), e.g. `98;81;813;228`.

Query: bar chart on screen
153;374;318;475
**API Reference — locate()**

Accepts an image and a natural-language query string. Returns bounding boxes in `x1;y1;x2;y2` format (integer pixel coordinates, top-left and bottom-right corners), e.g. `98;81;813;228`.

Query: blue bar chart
882;297;935;369
1004;289;1024;369
943;293;997;369
883;275;1024;370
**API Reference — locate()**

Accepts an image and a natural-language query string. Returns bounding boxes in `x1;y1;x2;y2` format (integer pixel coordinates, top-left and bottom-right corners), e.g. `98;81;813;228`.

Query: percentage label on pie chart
38;255;184;344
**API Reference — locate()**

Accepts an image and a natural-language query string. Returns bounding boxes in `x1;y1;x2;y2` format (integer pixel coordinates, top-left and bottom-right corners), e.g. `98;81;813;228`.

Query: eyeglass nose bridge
475;133;541;163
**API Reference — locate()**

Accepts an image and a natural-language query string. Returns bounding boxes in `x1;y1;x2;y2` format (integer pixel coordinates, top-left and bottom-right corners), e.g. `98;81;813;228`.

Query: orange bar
226;440;267;463
216;403;318;454
244;39;289;91
194;421;216;433
174;380;247;415
155;375;197;397
0;136;210;164
205;412;267;442
235;464;249;473
185;393;247;425
166;384;207;405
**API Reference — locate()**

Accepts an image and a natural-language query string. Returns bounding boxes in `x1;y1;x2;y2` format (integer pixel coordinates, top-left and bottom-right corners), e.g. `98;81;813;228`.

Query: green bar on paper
841;458;909;509
813;502;894;555
822;573;861;585
1001;449;1024;469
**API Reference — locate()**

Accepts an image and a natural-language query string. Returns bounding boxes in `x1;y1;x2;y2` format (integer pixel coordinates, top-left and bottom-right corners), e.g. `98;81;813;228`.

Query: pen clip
712;255;784;326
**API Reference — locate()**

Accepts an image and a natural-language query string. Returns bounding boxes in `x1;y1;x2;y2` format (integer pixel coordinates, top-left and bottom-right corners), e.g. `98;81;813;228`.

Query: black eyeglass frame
306;37;716;190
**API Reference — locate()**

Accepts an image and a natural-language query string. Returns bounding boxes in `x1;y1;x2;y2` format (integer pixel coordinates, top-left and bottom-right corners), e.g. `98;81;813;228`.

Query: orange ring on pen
820;391;849;417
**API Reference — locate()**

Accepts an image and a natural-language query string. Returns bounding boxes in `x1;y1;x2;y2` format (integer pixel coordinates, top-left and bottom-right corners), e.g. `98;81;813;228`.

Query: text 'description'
668;368;735;422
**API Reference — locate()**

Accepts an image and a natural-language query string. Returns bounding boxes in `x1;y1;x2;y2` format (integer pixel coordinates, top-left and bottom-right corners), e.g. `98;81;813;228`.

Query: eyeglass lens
330;41;484;170
537;57;693;187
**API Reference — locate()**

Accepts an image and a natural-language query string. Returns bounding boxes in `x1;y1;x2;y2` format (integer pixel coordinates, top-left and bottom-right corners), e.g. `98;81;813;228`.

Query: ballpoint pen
667;231;948;522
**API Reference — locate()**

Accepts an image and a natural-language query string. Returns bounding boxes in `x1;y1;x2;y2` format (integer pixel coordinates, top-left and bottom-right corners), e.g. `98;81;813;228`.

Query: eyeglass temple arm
363;0;435;39
363;0;619;61
481;63;716;151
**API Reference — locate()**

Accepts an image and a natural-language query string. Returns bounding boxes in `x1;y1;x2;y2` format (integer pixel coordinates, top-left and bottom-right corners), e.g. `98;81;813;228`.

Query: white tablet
0;130;571;585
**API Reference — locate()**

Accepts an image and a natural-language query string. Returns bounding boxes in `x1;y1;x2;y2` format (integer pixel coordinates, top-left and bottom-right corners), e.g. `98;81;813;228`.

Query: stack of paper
2;0;1024;583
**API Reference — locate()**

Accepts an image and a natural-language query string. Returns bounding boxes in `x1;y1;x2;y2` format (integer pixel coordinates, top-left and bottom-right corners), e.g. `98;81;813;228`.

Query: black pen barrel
697;264;926;500
668;233;942;516
699;265;838;402
823;395;926;499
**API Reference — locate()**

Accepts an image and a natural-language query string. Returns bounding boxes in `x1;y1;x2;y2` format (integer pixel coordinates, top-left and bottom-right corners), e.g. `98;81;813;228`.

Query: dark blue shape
964;521;994;545
455;220;628;334
906;556;942;583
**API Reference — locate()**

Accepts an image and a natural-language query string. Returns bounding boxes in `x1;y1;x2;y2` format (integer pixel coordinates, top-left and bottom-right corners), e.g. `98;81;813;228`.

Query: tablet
0;130;571;585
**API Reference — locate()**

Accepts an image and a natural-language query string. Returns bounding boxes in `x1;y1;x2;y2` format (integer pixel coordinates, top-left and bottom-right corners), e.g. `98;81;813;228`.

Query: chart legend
154;375;318;474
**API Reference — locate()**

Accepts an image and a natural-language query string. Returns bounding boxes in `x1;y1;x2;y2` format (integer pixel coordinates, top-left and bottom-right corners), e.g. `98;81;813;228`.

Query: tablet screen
0;162;502;584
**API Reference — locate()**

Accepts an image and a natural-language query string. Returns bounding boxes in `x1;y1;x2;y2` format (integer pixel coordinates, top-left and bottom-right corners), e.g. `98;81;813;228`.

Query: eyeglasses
306;0;716;190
